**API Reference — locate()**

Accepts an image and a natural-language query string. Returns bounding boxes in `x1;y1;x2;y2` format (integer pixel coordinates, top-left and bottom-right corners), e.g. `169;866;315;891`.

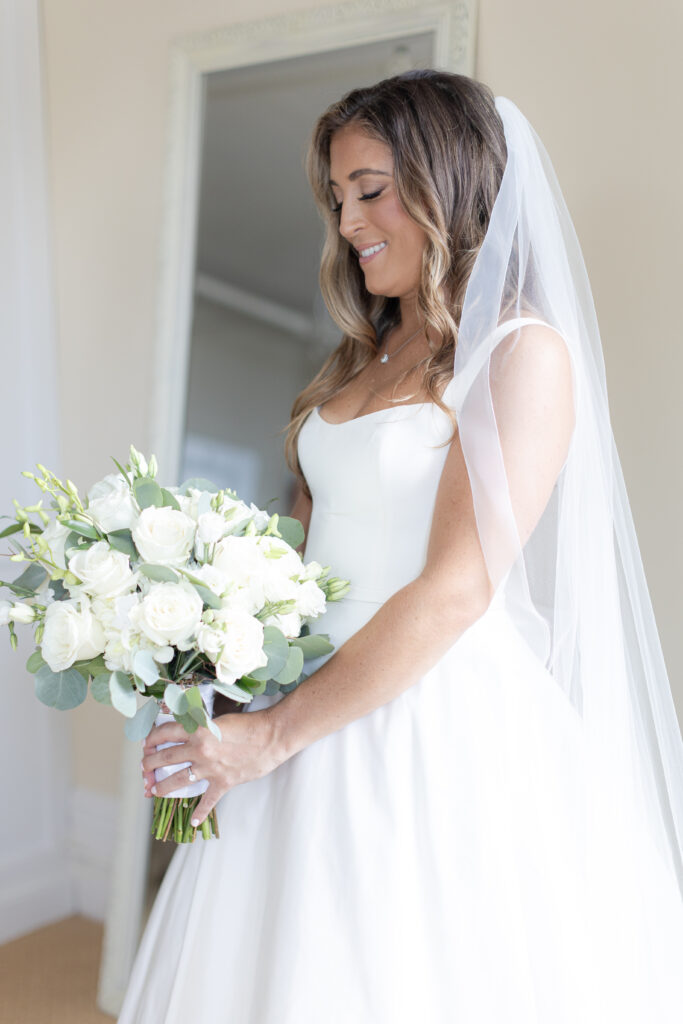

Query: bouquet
0;445;349;842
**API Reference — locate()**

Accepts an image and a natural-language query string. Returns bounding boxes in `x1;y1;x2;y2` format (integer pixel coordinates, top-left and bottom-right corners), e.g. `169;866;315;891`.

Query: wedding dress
118;317;683;1023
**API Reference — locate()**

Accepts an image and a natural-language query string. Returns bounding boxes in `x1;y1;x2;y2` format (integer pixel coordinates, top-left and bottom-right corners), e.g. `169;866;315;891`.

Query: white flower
87;473;138;533
217;494;252;524
40;519;71;570
248;504;271;531
191;563;231;598
196;607;267;684
262;572;298;605
211;535;265;614
0;600;11;626
8;602;36;624
132;507;196;568
261;608;302;639
129;581;203;649
67;541;138;598
196;511;230;545
256;535;304;578
295;579;327;619
41;597;105;672
301;560;324;581
92;592;172;674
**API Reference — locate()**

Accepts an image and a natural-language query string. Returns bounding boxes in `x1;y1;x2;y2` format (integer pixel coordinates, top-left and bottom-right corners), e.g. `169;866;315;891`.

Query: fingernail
191;818;199;828
151;785;157;795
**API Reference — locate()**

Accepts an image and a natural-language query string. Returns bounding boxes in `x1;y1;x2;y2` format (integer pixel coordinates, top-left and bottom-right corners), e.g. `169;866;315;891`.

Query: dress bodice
297;399;456;604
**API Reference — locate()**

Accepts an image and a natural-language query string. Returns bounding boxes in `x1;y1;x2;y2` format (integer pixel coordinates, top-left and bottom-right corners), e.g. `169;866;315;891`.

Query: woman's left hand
141;708;284;827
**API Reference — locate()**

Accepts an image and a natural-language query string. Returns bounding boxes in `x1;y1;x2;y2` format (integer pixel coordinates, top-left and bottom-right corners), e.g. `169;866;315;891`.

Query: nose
337;197;366;245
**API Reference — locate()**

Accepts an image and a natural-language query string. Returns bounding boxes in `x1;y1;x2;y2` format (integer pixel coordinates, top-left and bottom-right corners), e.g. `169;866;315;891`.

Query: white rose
257;535;304;578
41;597;105;672
8;602;36;624
212;535;265;614
262;569;298;605
87;473;138;533
132;507;196;567
40;519;71;570
129;581;203;648
93;593;172;673
295;579;327;619
197;607;267;684
67;541;137;598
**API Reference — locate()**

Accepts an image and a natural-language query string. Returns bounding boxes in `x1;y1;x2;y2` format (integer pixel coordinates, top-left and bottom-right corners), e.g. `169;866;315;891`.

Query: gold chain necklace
378;325;423;364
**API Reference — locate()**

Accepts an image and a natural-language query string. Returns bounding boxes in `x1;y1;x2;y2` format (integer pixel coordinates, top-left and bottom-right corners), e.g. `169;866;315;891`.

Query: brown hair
284;69;508;496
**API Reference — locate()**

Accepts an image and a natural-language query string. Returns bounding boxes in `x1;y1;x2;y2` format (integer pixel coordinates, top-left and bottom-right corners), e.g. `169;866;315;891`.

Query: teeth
359;242;387;258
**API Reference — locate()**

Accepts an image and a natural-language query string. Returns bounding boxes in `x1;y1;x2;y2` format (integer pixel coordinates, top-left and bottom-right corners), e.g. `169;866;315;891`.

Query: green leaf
189;581;222;610
110;456;132;487
0;522;23;539
9;562;48;596
174;711;199;733
91;673;112;706
206;717;222;740
212;680;253;704
26;650;46;673
133;477;164;510
138;563;179;583
248;625;289;682
109;671;137;718
35;665;88;710
75;654;108;679
184;686;204;710
124;699;159;741
273;644;305;685
61;519;100;540
163;682;188;715
275;516;305;549
237;675;267;695
107;529;137;557
132;649;161;686
290;633;334;659
160;488;181;511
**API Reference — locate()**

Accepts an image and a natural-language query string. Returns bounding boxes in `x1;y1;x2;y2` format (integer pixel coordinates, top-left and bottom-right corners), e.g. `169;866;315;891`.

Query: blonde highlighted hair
285;70;509;497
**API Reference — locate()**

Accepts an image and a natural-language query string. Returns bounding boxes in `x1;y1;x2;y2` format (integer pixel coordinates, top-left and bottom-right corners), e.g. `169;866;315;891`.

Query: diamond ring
187;767;197;783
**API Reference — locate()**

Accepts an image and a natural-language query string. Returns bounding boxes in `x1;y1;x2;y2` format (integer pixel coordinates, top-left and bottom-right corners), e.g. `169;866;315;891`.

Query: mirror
97;3;476;1015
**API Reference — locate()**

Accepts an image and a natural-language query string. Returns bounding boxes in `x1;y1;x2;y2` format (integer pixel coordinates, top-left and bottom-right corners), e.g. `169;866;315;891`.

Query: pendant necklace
378;325;423;364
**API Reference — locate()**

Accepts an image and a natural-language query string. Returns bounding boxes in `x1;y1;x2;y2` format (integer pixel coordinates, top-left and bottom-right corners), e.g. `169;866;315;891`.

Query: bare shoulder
491;319;573;386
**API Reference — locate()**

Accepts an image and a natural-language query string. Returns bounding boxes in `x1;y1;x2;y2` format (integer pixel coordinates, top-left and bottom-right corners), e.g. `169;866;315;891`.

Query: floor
0;916;113;1023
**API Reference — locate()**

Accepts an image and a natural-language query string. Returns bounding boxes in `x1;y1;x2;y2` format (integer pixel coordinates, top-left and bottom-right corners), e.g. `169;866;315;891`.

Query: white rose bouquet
0;446;349;842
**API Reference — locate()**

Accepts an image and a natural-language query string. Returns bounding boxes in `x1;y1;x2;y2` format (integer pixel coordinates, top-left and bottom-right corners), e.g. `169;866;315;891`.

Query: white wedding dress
118;359;683;1023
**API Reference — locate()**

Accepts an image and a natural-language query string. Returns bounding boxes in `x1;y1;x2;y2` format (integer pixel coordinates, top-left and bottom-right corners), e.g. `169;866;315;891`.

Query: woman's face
328;124;428;301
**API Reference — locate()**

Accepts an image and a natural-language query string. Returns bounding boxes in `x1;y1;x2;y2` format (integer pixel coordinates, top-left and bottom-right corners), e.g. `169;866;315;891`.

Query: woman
120;71;683;1022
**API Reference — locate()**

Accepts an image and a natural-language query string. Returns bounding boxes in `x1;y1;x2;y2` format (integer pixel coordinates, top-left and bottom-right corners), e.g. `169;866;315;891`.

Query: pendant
380;353;389;363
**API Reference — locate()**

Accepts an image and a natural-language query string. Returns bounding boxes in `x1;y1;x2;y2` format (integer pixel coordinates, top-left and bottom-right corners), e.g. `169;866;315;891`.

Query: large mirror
97;3;476;1014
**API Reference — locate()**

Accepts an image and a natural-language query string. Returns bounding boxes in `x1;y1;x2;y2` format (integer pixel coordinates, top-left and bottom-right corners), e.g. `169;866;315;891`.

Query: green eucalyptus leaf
274;644;305;685
35;665;88;710
160;489;181;511
212;680;253;704
133;477;164;510
163;682;188;715
107;529;137;557
206;717;222;740
26;650;46;674
189;581;222;610
91;673;112;706
275;516;305;549
174;711;199;734
9;562;48;595
290;633;334;659
248;625;289;682
237;675;267;695
124;699;159;741
109;671;137;718
138;563;179;583
75;654;108;680
178;477;220;494
132;649;161;686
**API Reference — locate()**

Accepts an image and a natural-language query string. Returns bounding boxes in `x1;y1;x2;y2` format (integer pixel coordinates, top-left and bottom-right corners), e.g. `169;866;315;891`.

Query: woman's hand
141;708;285;827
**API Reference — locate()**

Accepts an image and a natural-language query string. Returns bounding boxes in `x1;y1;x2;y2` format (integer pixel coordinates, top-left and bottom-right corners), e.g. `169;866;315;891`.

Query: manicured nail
191;818;199;828
151;785;157;795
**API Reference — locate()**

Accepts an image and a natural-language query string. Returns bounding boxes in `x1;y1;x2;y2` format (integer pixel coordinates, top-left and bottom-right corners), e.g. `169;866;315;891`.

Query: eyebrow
328;168;392;186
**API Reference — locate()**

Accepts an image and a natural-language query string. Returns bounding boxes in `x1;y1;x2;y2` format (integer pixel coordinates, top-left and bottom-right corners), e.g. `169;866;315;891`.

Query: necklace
378;324;423;364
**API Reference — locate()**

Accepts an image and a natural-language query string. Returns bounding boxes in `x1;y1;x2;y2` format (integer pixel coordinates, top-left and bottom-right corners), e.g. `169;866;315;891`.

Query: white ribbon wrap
153;682;215;799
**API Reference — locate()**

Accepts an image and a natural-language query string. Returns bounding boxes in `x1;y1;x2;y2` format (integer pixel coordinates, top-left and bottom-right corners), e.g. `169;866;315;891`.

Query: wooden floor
0;916;112;1023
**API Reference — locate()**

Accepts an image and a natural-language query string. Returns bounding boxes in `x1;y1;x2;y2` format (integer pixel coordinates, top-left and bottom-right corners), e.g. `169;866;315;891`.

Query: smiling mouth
358;241;387;264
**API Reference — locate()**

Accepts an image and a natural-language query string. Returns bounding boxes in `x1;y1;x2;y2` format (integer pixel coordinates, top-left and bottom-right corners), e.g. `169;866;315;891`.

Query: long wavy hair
284;70;510;497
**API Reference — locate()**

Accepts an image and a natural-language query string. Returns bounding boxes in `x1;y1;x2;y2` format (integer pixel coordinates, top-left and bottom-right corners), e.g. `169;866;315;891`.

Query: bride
120;70;683;1022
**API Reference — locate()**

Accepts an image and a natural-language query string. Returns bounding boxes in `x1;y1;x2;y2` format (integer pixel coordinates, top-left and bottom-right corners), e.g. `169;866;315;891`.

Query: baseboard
69;786;120;922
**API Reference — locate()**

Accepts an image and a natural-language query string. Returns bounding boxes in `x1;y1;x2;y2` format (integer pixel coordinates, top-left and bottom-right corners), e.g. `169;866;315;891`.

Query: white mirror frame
97;0;477;1014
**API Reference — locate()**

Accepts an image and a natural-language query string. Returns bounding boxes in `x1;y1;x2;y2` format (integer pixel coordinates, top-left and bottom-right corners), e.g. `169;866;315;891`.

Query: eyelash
330;188;384;214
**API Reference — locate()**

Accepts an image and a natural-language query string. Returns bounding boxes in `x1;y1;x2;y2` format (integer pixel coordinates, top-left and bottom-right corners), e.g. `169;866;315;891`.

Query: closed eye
330;188;385;214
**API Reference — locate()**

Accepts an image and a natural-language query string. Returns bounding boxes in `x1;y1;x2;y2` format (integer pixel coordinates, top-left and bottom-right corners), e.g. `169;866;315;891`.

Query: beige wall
40;0;683;796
